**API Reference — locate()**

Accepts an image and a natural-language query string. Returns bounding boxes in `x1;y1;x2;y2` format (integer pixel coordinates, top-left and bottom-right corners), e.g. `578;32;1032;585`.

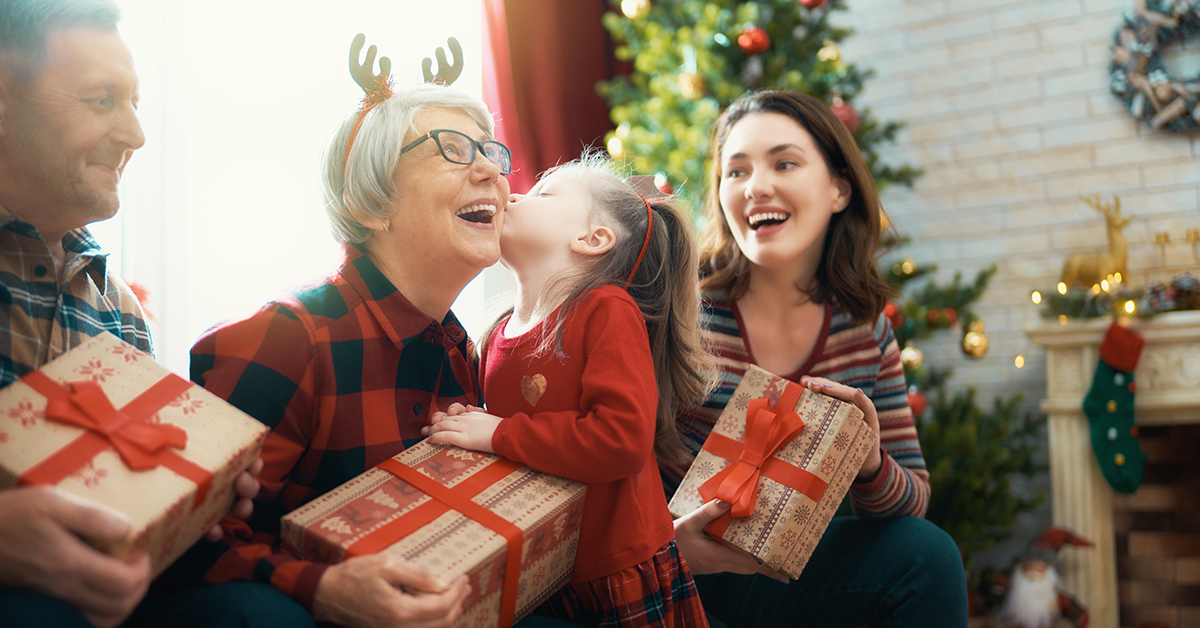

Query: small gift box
281;440;586;628
0;333;269;577
668;364;871;579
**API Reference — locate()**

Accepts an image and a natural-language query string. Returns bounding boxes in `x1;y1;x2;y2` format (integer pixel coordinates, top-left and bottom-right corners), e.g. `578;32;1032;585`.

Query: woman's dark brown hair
698;89;897;324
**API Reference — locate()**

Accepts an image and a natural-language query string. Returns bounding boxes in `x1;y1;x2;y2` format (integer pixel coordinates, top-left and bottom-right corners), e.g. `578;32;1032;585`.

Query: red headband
624;194;654;290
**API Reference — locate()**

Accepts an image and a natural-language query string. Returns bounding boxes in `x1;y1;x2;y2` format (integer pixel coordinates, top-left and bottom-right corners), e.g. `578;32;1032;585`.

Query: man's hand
422;409;501;453
801;376;883;482
205;457;264;542
0;487;151;628
672;499;789;582
312;553;470;628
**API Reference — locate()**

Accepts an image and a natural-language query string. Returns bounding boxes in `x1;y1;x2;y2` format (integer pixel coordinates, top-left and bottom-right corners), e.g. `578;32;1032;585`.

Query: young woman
665;90;969;628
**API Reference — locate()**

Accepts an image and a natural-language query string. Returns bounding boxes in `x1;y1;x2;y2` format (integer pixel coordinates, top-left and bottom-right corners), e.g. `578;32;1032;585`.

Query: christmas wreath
1110;0;1200;134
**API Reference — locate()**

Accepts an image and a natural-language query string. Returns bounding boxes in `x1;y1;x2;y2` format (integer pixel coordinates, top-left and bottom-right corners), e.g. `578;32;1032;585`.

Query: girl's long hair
698;89;897;323
487;154;713;465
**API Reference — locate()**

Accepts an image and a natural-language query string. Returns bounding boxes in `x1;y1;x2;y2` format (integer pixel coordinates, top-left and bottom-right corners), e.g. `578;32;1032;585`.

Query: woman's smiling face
385;107;509;273
717;111;850;274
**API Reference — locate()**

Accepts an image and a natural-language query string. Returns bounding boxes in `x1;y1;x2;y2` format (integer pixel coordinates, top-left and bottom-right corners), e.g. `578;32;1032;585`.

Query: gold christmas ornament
900;345;924;370
606;136;626;160
678;71;706;99
621;0;651;19
961;319;989;359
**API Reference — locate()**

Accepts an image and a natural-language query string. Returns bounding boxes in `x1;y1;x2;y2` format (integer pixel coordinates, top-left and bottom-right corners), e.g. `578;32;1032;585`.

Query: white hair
321;83;495;244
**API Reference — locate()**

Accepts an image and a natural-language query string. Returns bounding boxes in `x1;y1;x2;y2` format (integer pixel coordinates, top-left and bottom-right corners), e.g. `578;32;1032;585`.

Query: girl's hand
422;411;501;453
800;376;882;482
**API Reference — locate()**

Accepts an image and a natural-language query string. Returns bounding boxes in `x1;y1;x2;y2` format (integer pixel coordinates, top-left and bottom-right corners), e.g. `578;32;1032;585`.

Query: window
105;0;504;374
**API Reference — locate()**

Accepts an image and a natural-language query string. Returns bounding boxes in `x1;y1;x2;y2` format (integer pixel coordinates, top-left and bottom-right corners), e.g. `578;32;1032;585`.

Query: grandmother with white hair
187;76;519;627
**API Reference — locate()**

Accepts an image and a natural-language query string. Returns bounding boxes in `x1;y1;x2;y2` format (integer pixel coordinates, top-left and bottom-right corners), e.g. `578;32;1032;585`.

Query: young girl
422;154;712;628
666;90;968;627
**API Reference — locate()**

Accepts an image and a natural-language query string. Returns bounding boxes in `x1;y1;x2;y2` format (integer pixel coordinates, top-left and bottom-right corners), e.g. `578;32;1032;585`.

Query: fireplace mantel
1026;310;1200;628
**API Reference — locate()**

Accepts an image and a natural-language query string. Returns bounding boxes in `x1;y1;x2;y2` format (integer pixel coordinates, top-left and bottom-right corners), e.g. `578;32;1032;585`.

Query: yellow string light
1031;291;1042;304
1015;355;1025;368
1057;282;1068;294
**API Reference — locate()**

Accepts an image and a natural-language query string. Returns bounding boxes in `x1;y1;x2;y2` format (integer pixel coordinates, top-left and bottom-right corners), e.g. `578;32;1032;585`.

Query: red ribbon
348;457;525;628
17;370;212;509
697;380;829;538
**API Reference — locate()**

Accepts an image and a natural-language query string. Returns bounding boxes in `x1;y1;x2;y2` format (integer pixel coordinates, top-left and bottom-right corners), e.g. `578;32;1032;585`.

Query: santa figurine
994;527;1093;628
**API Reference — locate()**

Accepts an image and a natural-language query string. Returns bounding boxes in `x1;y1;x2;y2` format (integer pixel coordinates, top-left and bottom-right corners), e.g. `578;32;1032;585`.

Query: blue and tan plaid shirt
0;204;153;388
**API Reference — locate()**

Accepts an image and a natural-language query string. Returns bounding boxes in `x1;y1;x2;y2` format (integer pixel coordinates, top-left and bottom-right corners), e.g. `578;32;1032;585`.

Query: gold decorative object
1187;227;1199;262
678;71;706;99
962;319;989;359
1060;195;1130;289
1155;231;1171;265
900;345;924;370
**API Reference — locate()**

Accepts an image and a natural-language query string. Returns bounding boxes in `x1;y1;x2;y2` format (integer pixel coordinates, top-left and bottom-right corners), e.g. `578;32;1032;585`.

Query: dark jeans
694;516;968;628
0;581;315;628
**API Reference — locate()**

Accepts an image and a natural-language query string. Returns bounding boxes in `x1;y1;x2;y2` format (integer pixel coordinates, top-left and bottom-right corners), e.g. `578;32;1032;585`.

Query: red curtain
483;0;616;193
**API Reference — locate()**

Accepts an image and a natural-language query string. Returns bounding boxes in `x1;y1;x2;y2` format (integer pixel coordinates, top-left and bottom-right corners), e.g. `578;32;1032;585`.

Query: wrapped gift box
0;333;269;577
668;364;871;579
281;440;586;628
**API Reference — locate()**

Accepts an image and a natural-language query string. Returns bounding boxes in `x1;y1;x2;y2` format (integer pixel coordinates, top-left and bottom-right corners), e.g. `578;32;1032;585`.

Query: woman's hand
800;376;882;482
312;554;469;628
422;409;501;453
672;499;789;582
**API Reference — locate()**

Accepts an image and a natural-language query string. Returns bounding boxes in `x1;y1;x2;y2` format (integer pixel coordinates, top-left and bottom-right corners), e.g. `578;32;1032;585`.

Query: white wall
837;0;1200;565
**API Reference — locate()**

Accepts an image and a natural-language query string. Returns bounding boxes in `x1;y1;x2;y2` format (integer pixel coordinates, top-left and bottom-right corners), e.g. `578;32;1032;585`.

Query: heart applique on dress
521;374;548;406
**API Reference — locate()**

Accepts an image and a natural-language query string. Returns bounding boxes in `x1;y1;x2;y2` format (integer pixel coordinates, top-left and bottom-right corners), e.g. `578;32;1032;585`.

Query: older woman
188;83;510;627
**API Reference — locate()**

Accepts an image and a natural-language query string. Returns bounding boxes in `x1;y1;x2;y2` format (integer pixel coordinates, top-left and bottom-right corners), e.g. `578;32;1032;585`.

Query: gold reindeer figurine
1060;194;1131;289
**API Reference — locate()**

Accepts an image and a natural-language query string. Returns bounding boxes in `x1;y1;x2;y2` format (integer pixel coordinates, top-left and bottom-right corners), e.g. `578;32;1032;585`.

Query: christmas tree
884;246;1045;570
599;0;920;212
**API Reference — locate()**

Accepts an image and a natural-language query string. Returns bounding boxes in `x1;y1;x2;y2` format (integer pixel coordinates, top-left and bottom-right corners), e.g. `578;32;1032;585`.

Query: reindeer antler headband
342;34;464;175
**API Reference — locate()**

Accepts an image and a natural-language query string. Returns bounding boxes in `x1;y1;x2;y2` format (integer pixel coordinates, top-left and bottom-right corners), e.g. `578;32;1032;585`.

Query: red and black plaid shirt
188;243;480;608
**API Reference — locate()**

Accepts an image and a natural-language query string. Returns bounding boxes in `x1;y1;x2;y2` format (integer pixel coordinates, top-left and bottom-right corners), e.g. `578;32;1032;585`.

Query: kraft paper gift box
668;364;872;579
0;333;269;577
281;440;586;628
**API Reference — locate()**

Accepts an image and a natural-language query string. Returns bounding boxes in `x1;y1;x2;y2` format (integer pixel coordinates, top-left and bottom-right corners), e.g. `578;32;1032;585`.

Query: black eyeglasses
400;129;512;175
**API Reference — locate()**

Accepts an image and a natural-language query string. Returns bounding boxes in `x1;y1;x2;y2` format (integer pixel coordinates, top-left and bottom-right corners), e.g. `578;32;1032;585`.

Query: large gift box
0;333;269;577
281;440;586;628
668;364;872;579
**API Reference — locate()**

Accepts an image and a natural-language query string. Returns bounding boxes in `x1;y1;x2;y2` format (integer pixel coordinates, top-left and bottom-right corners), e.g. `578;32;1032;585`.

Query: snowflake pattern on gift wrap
320;516;355;537
73;461;109;488
790;503;812;526
833;431;849;452
780;528;798;548
106;343;141;364
5;400;42;428
730;392;750;412
168;391;206;416
75;358;115;382
819;455;836;478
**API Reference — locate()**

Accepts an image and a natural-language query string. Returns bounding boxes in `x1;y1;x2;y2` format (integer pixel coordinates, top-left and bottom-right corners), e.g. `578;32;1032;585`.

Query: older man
0;2;309;626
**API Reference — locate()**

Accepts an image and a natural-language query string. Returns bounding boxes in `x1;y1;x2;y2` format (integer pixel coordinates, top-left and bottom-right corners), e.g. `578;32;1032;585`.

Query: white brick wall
838;0;1200;566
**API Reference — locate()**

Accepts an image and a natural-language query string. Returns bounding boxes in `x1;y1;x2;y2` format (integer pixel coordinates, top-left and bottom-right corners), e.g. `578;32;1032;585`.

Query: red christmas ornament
830;98;859;133
738;26;771;55
907;389;927;416
798;0;828;9
884;302;903;329
945;307;958;325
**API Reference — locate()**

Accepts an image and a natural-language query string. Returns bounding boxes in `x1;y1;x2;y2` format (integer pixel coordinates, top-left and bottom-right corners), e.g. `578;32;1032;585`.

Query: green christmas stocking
1082;321;1148;494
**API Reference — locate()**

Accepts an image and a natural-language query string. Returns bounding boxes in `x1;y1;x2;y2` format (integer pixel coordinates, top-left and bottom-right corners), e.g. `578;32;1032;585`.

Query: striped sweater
664;292;930;519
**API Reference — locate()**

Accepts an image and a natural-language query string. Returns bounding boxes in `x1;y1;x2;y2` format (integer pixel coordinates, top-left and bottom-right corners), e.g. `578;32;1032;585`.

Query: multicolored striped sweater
664;292;930;519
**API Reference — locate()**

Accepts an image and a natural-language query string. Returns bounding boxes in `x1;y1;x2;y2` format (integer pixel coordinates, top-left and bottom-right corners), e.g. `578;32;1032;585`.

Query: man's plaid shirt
1;205;152;388
189;243;481;608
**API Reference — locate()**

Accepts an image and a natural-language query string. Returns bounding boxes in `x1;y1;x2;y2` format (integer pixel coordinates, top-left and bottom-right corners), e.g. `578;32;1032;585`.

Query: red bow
698;383;807;518
44;380;188;470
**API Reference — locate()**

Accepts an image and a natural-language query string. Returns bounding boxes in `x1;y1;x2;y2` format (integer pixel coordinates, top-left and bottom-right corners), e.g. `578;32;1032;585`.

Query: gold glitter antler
348;33;392;102
422;37;463;86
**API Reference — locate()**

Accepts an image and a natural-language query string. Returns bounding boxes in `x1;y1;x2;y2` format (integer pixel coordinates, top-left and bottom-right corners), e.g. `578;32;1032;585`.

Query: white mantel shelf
1025;310;1200;628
